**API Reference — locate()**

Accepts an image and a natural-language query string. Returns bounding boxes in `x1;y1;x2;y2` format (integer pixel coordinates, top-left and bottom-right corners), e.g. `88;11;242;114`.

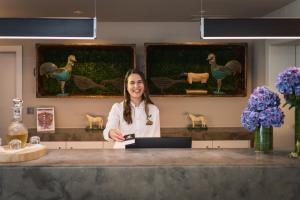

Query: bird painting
151;77;185;94
73;75;106;91
101;78;124;92
207;53;241;94
39;55;77;96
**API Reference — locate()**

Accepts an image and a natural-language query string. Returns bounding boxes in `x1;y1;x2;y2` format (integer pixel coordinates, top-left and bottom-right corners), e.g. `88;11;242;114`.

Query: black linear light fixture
200;18;300;39
0;17;97;39
0;0;98;39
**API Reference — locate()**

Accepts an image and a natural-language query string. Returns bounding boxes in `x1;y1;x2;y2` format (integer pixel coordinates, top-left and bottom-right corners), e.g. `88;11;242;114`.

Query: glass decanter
6;98;28;148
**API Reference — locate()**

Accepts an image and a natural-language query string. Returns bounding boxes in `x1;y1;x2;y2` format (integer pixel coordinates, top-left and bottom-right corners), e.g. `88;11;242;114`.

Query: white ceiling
0;0;295;21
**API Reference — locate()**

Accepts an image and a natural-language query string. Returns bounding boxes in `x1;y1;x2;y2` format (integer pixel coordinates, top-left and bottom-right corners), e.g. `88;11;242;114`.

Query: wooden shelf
28;127;252;142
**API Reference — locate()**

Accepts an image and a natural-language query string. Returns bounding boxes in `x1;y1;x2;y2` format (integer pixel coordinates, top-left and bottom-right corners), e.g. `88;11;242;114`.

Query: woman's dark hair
123;68;154;124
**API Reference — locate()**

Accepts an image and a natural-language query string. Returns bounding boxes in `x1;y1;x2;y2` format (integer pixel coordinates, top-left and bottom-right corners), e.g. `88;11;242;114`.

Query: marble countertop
1;149;299;167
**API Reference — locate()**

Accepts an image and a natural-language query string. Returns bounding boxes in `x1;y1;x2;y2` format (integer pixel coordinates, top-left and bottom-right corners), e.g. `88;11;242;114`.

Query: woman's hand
109;129;125;142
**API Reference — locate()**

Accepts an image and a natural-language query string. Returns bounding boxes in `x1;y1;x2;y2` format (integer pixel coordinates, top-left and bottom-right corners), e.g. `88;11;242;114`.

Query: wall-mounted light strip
201;18;300;39
0;17;96;39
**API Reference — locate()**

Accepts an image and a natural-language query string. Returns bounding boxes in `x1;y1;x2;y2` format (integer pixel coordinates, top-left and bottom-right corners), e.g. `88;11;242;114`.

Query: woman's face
127;73;145;100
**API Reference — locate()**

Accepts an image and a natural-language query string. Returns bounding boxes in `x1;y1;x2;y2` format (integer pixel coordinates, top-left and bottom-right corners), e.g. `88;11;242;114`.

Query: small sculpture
187;113;207;129
86;114;104;130
289;141;300;158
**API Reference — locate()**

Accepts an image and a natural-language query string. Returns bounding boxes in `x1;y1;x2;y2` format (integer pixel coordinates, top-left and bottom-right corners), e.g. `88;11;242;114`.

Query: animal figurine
289;141;300;158
180;72;209;84
39;55;77;96
86;114;104;129
207;53;242;94
187;113;207;128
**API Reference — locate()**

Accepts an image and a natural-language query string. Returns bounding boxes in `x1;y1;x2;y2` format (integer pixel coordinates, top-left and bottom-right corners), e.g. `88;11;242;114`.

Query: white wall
252;40;266;89
266;0;300;17
251;0;300;150
0;52;16;139
0;22;252;131
267;44;296;150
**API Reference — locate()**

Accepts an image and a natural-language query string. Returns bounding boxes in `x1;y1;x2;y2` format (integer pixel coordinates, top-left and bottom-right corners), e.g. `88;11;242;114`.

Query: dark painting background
145;43;247;96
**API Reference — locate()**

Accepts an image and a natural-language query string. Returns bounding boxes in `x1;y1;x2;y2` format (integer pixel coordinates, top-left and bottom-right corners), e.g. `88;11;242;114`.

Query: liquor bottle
6;98;28;148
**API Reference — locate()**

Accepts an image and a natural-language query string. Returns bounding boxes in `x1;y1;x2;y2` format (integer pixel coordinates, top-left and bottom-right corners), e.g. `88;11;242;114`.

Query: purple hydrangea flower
295;85;300;96
241;86;284;132
276;67;300;95
247;86;280;111
241;110;259;131
259;107;284;128
276;67;300;107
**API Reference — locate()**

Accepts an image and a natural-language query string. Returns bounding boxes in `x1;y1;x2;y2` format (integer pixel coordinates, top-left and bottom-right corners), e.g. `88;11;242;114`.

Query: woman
103;69;160;148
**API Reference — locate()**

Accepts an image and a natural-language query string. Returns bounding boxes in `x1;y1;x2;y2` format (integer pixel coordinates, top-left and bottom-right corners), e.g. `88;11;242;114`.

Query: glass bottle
6;98;28;148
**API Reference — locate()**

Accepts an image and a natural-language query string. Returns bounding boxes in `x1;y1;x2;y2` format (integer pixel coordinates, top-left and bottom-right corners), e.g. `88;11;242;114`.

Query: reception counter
0;149;299;200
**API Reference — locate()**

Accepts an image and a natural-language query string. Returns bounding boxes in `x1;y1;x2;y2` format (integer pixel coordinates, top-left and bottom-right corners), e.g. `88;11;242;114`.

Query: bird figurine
39;55;77;96
207;53;241;94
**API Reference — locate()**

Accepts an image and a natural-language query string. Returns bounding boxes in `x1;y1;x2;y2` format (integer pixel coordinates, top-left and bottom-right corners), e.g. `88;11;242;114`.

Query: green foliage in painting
146;44;246;96
37;45;134;96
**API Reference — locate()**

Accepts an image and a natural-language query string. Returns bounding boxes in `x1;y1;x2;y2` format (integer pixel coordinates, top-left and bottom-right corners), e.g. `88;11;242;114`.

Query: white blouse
103;101;160;148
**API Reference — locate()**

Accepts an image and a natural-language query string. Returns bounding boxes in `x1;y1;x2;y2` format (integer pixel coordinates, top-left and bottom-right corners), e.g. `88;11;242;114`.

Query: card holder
123;133;135;145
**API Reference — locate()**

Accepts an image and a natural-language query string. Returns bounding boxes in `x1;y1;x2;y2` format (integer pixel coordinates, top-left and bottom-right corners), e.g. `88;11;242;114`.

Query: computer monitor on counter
125;137;192;149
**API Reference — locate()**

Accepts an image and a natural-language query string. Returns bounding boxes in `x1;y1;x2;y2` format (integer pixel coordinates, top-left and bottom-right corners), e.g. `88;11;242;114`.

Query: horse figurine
86;114;104;129
289;141;300;158
187;113;207;128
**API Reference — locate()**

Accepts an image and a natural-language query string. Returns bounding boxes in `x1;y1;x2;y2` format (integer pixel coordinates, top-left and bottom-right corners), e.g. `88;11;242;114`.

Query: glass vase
295;106;300;155
254;126;273;153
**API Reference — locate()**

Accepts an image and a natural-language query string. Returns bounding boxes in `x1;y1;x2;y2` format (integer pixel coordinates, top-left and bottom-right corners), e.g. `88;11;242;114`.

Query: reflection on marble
0;149;299;200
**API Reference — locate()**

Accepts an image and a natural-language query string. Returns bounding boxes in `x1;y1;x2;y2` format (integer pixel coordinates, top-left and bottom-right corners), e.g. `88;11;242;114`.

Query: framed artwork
36;107;55;133
36;44;136;97
145;43;247;96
